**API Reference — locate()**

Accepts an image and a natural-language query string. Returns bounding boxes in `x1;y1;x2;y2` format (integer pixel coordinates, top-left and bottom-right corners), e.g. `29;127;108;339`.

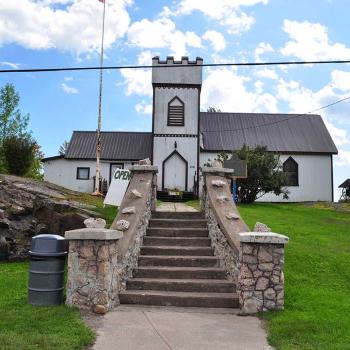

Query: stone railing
65;164;157;313
202;167;289;314
110;165;157;291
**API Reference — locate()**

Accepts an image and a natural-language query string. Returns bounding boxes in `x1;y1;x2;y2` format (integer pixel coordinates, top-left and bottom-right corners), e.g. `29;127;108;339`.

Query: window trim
167;96;185;127
76;167;90;180
109;163;124;184
283;157;299;187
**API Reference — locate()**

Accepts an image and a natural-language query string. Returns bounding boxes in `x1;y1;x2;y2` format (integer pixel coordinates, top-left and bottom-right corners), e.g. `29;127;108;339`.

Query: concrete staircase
119;211;238;308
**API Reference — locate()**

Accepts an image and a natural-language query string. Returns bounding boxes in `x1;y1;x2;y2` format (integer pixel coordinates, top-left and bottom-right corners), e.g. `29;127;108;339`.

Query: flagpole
94;0;106;195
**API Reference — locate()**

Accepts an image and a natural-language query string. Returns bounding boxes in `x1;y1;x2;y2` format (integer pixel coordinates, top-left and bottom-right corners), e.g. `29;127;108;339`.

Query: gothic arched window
283;157;299;186
167;96;185;126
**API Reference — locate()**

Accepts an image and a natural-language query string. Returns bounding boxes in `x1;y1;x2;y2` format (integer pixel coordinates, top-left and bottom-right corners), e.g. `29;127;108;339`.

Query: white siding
258;154;333;202
43;159;134;193
154;137;197;191
153;87;199;134
200;152;333;202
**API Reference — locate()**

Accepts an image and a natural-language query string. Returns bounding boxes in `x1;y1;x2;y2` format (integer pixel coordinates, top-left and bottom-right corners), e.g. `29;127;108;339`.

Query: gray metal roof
200;112;338;154
65;131;153;160
339;179;350;188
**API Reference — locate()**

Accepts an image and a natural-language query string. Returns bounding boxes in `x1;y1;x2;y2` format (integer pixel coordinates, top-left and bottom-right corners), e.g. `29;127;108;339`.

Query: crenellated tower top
152;56;203;86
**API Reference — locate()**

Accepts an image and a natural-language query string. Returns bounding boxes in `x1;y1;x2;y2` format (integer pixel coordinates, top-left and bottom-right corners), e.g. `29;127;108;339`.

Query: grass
0;262;94;350
237;203;350;350
64;192;118;227
185;200;201;211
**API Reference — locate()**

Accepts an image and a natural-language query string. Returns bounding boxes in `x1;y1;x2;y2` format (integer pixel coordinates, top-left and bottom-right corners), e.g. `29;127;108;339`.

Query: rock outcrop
0;175;100;261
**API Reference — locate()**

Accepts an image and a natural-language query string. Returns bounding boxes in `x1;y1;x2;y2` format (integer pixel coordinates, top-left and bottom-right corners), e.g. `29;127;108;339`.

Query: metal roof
64;131;153;160
200;112;338;154
339;179;350;188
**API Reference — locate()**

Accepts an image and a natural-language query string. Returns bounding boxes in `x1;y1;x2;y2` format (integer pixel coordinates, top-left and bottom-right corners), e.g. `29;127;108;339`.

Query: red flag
98;0;105;3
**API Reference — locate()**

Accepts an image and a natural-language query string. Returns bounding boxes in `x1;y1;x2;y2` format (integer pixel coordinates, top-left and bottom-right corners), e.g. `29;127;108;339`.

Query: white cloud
121;68;152;97
255;42;274;61
281;19;350;60
135;102;152;115
127;17;201;57
0;0;131;55
276;73;350;148
255;68;278;80
202;30;226;52
61;82;78;94
0;61;20;69
64;76;73;82
120;52;152;97
201;68;278;113
176;0;268;34
335;149;350;166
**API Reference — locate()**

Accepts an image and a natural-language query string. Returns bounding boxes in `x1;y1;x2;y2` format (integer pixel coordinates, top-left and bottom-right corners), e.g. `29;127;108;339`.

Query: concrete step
143;236;211;247
152;211;204;219
134;266;226;279
138;255;220;267
126;278;236;293
149;218;207;229
119;290;239;308
146;227;209;238
140;246;214;256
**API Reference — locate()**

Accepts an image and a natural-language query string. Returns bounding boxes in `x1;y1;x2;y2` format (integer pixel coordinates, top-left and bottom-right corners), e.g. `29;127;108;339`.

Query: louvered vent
168;97;185;126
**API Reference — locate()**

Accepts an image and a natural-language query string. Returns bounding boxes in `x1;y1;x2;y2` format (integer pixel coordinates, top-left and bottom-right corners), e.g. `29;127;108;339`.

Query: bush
3;136;37;176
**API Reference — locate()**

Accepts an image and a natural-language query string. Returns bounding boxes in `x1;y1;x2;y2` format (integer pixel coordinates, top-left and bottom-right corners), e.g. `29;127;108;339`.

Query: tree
235;145;289;203
207;106;221;112
58;140;70;155
0;83;43;178
0;83;30;141
2;135;37;176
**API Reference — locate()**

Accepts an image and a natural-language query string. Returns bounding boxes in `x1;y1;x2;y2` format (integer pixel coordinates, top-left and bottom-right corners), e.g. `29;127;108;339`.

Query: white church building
42;56;338;202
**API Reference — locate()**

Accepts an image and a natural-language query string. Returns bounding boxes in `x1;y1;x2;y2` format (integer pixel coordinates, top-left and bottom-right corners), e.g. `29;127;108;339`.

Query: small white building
43;56;338;202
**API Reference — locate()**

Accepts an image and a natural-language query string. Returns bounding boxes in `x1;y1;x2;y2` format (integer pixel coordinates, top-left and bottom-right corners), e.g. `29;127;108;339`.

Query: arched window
167;96;184;126
283;157;299;186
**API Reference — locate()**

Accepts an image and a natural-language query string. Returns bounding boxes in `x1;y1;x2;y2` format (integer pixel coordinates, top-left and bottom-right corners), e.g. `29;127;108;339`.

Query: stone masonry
65;164;158;313
202;167;289;314
238;232;289;314
65;229;123;314
204;194;239;282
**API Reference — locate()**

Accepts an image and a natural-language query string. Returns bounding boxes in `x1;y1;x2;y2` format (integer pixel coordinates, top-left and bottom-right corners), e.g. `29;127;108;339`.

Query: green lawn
238;203;350;350
0;262;94;350
64;192;118;227
1;202;349;349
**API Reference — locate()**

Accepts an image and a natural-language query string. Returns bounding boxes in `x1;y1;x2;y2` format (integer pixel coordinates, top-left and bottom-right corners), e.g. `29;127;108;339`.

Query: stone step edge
135;266;225;272
127;278;235;285
138;255;218;260
119;290;238;299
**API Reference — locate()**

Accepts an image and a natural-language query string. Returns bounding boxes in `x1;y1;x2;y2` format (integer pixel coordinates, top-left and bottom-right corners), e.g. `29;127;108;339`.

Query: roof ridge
72;130;152;134
201;112;322;117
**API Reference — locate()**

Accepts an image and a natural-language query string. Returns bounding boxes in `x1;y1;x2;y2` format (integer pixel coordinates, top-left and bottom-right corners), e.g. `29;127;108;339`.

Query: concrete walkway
157;202;198;212
93;306;273;350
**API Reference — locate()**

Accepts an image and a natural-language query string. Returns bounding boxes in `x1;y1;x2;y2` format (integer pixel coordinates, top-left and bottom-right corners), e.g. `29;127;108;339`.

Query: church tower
151;56;203;196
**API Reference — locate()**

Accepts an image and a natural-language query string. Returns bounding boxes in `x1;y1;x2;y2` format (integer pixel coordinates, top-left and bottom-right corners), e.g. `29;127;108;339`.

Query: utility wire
1;59;350;74
201;95;350;133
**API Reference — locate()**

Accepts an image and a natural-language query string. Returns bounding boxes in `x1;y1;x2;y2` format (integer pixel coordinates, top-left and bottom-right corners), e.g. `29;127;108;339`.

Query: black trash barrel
28;234;67;306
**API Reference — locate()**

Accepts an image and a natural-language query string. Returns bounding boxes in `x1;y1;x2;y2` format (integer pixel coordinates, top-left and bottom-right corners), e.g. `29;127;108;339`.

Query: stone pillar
65;228;123;314
237;232;289;314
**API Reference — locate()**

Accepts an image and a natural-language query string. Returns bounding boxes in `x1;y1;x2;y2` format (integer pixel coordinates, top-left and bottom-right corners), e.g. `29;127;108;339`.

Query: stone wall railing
110;165;158;291
65;165;157;313
202;167;289;314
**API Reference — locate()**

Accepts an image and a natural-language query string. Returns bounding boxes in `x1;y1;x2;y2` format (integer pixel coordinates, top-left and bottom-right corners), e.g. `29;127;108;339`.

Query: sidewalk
92;306;273;350
156;202;198;212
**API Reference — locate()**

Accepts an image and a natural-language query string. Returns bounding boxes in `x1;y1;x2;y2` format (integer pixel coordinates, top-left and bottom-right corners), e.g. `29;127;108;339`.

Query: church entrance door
162;150;188;191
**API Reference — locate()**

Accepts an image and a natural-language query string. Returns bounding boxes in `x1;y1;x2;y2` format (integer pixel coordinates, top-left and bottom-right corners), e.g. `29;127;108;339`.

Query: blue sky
0;0;349;199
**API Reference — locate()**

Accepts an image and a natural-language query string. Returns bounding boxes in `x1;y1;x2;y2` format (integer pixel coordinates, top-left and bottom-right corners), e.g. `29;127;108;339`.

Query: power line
1;59;350;74
201;95;350;134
